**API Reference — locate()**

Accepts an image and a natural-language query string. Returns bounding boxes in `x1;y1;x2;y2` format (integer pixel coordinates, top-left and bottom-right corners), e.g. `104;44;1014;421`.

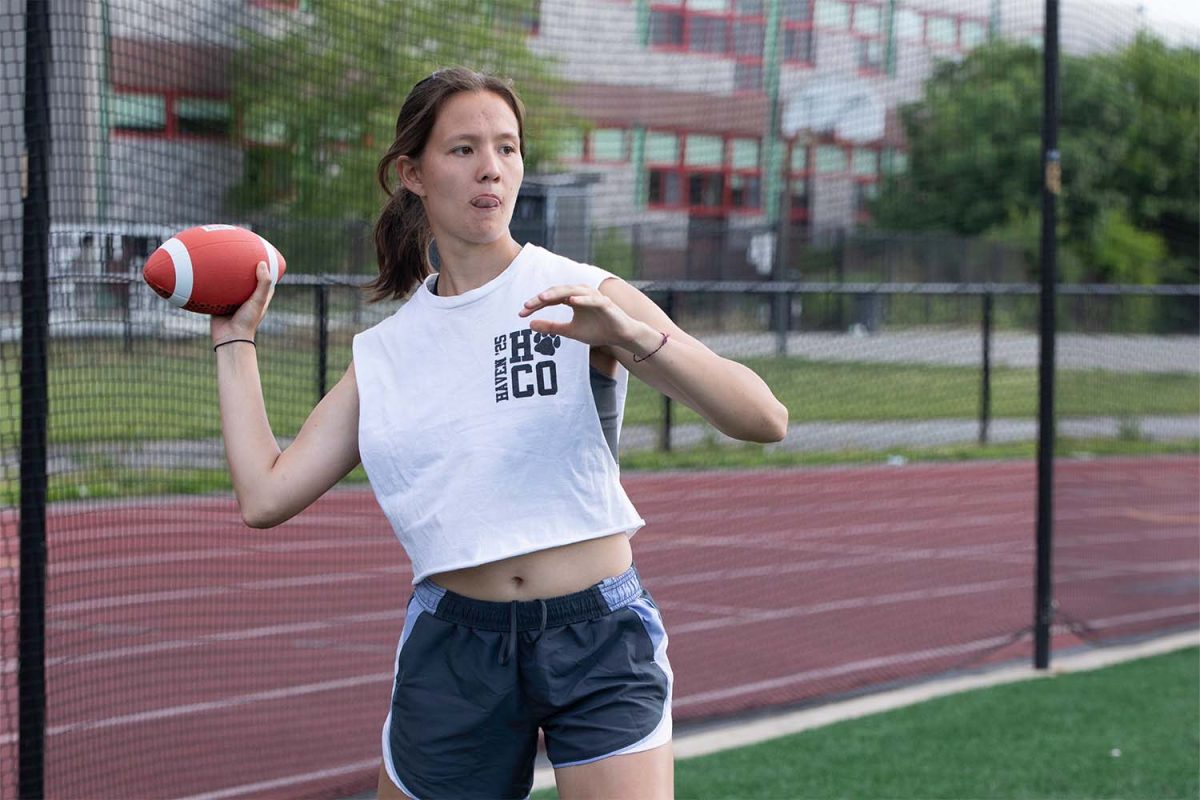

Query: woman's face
400;90;524;251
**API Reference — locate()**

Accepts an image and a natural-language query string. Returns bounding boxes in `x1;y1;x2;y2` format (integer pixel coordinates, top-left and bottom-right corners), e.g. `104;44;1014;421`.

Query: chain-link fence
3;1;1197;798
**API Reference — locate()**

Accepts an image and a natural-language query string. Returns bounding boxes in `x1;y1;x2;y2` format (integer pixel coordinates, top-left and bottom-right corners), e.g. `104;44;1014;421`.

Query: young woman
211;67;787;800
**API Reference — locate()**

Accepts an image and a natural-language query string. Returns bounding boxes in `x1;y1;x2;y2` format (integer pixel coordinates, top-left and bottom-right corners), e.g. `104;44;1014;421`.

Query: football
142;224;286;315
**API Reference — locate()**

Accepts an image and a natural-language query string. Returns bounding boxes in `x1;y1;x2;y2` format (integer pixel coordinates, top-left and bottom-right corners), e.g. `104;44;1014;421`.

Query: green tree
227;0;568;238
874;35;1198;284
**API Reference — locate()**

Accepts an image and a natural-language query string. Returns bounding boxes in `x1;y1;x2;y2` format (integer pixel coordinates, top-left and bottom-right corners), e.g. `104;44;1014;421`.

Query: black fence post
315;282;329;400
659;290;674;452
1035;0;1061;671
20;1;53;796
979;292;993;445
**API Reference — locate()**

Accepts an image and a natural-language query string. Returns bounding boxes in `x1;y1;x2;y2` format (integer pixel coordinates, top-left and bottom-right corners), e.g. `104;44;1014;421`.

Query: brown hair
367;67;527;302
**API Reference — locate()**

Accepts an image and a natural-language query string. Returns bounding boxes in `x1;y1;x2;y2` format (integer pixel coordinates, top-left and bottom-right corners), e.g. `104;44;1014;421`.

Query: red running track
1;456;1196;800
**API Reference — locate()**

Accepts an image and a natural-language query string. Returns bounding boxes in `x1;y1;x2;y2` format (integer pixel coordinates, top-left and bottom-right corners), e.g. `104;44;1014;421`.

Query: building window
852;1;885;75
590;128;629;161
960;19;987;49
894;8;923;40
646;129;763;215
815;0;850;29
111;92;166;134
926;14;957;47
559;127;630;163
852;2;881;35
813;1;885;74
648;171;684;206
787;140;811;222
815;143;848;174
110;89;230;140
858;37;883;72
646;131;681;164
852;146;878;177
782;0;816;66
685;133;724;167
650;7;686;46
881;147;907;176
176;97;232;137
648;0;770;89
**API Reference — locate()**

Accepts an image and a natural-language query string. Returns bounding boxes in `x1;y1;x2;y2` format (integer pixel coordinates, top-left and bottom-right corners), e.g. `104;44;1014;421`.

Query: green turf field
533;646;1200;800
3;341;1197;444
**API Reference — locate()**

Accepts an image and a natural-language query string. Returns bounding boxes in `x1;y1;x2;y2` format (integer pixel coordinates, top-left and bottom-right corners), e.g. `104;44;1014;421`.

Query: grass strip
533;646;1199;799
6;439;1194;505
625;357;1200;426
1;341;1196;444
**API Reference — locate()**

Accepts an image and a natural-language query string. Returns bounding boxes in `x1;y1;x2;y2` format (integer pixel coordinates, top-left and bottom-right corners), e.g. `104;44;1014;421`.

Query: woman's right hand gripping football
211;260;276;346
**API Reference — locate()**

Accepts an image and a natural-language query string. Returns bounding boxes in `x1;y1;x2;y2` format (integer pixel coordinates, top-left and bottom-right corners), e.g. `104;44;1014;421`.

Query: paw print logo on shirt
534;332;561;357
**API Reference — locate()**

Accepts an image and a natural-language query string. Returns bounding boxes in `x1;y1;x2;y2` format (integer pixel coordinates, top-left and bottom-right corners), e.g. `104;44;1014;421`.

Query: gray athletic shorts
381;564;673;799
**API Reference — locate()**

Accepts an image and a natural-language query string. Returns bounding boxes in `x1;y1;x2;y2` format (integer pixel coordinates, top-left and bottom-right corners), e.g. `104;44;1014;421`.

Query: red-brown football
142;224;286;315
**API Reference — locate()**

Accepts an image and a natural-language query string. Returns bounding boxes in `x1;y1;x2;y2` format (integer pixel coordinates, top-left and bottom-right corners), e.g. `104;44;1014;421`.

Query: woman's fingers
519;284;594;316
528;318;568;335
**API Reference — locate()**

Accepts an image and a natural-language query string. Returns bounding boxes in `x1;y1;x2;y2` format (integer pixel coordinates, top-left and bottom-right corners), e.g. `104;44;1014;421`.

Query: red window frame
646;129;763;217
849;0;886;76
562;125;631;164
248;0;301;10
587;126;631;163
781;0;816;68
648;2;770;91
108;86;232;142
922;12;987;52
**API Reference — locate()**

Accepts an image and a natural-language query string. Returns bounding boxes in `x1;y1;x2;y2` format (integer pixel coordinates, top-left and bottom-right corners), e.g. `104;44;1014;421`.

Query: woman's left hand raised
518;283;645;351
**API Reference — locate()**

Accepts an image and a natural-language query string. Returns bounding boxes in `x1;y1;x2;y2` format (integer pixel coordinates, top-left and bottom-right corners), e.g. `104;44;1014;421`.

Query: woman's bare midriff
429;533;634;601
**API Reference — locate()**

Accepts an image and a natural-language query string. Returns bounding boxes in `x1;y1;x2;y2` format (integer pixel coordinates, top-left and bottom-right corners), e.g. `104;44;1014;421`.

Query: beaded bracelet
213;338;256;352
633;331;669;363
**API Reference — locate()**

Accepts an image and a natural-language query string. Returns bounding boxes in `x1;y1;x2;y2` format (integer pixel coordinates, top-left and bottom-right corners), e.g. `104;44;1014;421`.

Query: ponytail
367;178;431;302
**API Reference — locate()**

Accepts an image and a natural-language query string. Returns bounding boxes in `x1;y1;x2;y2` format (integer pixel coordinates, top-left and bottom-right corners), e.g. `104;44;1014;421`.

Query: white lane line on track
668;558;1199;636
44;609;403;668
0;673;392;744
636;511;1032;553
1054;558;1199;574
669;577;1028;634
1;605;404;676
673;604;1199;708
642;489;1036;527
172;758;382;800
675;635;1024;708
639;519;1194;557
48;565;409;614
673;536;1034;563
50;537;395;574
48;515;390;543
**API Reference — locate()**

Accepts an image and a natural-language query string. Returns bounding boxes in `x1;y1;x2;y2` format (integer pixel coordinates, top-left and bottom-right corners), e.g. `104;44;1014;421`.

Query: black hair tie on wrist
213;338;256;352
633;332;669;363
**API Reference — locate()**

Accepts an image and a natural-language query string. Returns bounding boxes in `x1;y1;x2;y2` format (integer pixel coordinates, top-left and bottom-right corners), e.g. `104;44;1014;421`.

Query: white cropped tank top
352;243;646;584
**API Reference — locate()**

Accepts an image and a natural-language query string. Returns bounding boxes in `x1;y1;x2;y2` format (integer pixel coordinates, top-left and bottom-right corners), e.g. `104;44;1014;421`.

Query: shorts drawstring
531;599;548;644
499;598;548;665
501;601;517;665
